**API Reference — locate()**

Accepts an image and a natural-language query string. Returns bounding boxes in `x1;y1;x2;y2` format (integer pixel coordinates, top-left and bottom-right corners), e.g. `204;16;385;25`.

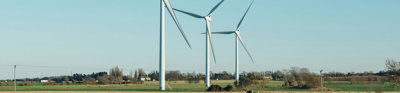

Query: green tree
272;70;284;80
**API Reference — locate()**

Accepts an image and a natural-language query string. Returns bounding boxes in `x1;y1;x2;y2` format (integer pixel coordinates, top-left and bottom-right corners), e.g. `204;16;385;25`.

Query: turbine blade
173;8;204;18
213;31;235;34
235;31;255;63
201;31;235;34
236;0;254;30
163;0;192;48
208;0;225;16
206;22;217;64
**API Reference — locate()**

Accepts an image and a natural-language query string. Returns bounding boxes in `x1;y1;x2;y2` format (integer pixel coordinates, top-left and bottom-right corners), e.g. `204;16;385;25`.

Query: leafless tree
109;66;123;84
386;59;400;87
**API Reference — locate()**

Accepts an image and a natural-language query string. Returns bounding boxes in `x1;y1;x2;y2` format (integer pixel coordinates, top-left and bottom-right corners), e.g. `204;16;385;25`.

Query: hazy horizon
1;0;400;80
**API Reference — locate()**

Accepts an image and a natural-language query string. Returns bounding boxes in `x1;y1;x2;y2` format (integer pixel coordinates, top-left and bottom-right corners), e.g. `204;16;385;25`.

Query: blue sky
1;0;400;80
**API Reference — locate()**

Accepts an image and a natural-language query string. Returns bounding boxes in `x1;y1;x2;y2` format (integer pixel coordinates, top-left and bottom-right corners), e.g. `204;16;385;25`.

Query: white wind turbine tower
159;0;191;91
173;0;225;87
211;0;255;85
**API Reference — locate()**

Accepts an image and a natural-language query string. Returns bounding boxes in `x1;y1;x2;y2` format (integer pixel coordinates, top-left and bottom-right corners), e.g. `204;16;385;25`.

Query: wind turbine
173;0;225;87
159;0;191;91
211;0;255;85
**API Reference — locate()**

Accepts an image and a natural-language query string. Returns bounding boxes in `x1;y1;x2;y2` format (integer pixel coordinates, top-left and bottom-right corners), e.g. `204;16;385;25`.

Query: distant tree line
2;58;400;89
2;69;269;85
271;70;386;81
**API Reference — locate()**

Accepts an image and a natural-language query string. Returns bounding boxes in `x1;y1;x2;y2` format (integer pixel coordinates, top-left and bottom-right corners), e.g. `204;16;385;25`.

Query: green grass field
1;80;399;92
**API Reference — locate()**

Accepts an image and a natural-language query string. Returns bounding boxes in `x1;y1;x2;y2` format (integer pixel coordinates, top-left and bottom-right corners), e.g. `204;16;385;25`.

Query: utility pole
320;69;323;93
14;65;16;93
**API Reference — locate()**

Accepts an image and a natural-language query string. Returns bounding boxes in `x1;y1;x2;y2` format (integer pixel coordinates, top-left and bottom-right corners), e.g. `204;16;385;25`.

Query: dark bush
224;85;233;91
18;83;24;86
18;82;32;86
235;77;253;91
207;85;224;92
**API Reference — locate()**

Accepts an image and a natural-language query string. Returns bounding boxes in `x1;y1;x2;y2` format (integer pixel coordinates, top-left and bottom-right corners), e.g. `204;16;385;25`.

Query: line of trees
2;69;269;85
271;70;386;81
2;59;400;89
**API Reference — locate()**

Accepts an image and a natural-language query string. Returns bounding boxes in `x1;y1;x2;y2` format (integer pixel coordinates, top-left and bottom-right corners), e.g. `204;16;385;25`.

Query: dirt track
0;91;399;93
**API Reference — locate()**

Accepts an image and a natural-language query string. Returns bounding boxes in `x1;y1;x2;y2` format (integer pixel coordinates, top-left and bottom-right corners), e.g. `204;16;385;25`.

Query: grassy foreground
0;80;399;92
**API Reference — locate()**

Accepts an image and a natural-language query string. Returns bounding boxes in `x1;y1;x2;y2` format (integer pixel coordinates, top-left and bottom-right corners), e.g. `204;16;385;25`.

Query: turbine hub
205;16;211;21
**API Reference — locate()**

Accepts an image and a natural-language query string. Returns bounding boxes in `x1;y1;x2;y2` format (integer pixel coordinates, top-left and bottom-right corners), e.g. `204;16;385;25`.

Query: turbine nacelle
205;16;212;22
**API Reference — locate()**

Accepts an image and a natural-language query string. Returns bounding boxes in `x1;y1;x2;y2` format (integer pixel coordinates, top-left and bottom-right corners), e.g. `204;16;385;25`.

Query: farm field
1;91;400;93
1;80;399;92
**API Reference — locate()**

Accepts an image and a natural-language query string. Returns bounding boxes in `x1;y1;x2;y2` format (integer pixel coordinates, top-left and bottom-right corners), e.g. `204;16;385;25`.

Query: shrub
303;74;321;88
24;81;32;86
224;85;233;91
82;78;96;85
18;82;33;86
257;78;270;88
18;83;25;86
283;76;295;87
207;85;224;92
97;76;110;85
